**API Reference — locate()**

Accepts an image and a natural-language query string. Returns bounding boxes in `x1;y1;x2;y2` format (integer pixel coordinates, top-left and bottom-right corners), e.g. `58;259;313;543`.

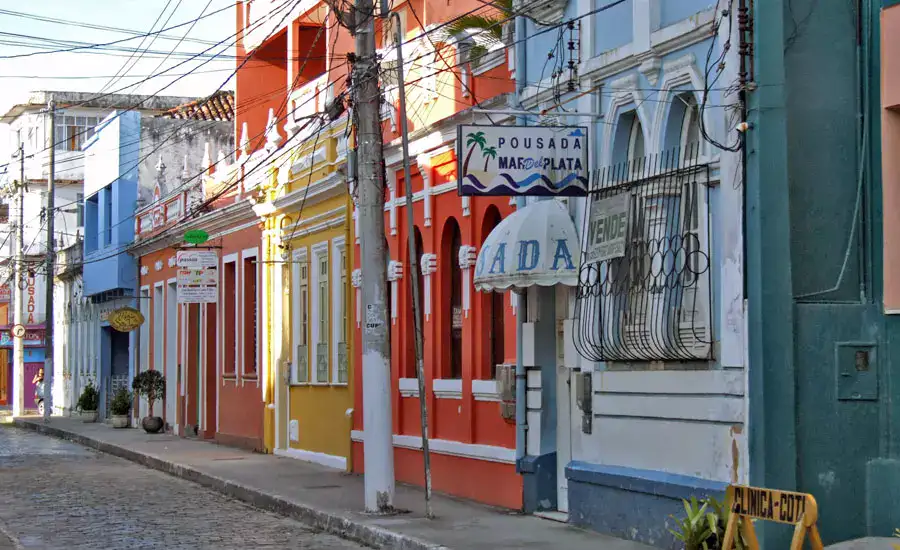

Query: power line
0;8;223;47
0;4;233;60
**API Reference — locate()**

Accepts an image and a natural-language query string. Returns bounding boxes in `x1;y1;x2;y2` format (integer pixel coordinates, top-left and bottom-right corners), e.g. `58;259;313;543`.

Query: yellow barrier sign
723;485;823;550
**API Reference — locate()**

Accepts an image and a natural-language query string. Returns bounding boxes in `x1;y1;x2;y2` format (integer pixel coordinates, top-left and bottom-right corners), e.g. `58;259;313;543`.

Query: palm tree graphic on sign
463;131;486;173
481;146;497;170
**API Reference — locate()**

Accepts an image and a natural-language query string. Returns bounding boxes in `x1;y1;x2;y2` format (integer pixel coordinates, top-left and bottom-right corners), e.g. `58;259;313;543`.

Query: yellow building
260;121;354;470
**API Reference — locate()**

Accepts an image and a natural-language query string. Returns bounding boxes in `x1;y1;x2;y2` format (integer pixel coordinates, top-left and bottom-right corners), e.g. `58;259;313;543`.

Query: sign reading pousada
457;124;589;197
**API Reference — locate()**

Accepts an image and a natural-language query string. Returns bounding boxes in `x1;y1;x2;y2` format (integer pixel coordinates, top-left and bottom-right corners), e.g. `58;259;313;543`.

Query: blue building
79;110;141;418
474;0;748;546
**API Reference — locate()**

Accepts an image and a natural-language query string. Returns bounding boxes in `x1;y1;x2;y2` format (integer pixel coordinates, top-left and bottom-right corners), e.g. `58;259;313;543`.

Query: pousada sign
457;124;589;197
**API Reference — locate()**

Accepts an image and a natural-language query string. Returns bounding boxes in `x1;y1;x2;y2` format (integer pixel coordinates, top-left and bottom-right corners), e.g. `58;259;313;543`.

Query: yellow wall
262;125;355;468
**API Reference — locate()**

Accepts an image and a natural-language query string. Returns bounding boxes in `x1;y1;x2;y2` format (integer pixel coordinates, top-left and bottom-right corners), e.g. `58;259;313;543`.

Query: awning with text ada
473;199;581;292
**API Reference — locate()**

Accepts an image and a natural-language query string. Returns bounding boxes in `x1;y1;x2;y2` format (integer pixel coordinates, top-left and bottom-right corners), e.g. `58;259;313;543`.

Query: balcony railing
286;74;330;136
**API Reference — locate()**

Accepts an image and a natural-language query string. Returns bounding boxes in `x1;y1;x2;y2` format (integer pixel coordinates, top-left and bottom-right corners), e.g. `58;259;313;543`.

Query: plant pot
78;410;98;423
110;415;130;428
141;416;164;434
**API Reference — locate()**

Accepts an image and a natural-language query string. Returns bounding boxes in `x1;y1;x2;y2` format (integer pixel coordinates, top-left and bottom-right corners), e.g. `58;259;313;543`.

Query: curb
13;419;446;550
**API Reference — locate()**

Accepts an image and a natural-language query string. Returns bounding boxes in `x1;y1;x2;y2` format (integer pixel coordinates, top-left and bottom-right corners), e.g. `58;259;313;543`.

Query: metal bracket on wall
835;341;878;401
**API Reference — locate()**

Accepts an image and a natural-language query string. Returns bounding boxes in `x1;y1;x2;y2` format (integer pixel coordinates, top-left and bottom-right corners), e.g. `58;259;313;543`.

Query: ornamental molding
458;245;477;269
420;253;437;276
388;260;403;282
514;0;569;25
638;57;662;86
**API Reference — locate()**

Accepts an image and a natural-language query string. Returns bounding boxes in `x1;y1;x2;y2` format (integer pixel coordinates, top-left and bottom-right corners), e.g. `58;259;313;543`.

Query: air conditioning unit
496;364;516;421
496;364;515;402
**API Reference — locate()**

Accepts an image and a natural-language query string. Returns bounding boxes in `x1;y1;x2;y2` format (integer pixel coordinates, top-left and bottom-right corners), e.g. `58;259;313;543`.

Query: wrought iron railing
573;146;713;362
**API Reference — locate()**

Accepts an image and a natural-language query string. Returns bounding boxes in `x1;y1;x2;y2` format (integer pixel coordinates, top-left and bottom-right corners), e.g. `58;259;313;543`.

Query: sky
0;0;237;157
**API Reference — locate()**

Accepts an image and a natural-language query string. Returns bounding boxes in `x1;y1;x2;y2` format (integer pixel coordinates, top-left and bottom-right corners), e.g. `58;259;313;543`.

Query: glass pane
76;116;86;127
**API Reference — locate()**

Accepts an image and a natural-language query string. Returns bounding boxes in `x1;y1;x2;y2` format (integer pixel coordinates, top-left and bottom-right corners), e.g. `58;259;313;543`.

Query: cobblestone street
0;427;366;549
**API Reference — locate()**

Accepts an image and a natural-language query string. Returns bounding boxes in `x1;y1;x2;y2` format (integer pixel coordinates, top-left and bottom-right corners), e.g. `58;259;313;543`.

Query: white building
0;90;199;414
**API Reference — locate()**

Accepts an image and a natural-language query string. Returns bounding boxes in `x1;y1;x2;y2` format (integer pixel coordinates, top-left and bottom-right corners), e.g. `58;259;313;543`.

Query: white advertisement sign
585;194;630;265
457;124;589;197
176;250;218;268
176;250;218;303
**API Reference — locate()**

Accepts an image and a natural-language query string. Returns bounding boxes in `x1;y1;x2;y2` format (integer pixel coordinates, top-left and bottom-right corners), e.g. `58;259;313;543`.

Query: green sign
184;230;209;244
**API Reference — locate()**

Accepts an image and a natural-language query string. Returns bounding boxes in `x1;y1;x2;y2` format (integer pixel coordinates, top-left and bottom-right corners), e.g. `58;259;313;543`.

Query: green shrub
109;388;132;416
76;382;99;412
669;495;747;550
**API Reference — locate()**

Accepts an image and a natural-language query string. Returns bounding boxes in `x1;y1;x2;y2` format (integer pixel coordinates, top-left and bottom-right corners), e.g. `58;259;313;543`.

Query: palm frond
445;15;504;42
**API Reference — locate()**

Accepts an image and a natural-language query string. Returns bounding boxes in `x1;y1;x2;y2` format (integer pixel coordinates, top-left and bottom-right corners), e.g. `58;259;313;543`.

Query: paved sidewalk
15;417;656;550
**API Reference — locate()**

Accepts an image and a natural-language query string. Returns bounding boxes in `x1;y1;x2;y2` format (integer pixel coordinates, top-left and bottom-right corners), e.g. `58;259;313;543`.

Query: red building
349;0;519;508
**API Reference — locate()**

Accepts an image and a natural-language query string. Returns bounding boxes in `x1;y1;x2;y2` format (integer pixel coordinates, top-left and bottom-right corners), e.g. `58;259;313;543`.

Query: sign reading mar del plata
457;124;589;197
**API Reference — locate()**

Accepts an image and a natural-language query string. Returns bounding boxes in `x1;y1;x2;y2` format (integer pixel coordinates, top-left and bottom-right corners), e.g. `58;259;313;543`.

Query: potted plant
669;496;747;550
75;382;99;423
109;388;132;428
132;370;165;433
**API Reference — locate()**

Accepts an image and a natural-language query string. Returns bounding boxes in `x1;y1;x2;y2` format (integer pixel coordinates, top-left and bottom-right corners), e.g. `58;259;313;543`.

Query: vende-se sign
457;124;589;197
585;194;629;265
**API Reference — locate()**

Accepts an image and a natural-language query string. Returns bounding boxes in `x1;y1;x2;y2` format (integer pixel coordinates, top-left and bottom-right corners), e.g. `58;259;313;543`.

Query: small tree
132;370;165;417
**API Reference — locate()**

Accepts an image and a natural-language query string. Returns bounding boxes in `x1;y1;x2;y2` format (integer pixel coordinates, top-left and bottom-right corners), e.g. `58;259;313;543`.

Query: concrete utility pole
43;97;55;422
353;0;395;512
389;11;433;518
12;144;25;417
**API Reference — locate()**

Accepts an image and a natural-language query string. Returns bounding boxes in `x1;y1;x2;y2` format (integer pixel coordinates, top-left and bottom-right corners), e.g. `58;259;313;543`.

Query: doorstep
13;416;657;550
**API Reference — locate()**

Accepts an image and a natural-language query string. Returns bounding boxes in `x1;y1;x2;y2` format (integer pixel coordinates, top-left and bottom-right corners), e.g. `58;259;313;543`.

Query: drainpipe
514;14;528;462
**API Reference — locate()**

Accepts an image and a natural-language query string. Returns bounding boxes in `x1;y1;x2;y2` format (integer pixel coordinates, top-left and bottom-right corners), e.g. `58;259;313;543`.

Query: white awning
474;200;581;292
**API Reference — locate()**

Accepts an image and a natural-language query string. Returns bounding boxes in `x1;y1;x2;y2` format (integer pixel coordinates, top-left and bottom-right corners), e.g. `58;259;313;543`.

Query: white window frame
140;286;150;373
222;253;239;378
331;237;348;384
310;241;330;384
291;247;309;384
241;247;259;382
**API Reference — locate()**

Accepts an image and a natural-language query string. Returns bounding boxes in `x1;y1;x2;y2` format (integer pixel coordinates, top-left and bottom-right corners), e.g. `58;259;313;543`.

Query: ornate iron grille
574;147;713;362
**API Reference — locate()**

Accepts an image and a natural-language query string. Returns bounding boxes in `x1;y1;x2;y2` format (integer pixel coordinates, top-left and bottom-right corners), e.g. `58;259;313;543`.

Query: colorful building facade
345;0;519;507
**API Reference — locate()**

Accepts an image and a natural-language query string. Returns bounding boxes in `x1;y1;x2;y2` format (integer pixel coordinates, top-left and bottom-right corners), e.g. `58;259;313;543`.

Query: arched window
405;227;425;378
628;114;645;178
442;217;463;379
481;206;505;378
679;94;701;163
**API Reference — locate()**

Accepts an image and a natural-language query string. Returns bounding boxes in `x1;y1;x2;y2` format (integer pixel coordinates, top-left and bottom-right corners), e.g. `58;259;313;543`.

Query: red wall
138;217;264;451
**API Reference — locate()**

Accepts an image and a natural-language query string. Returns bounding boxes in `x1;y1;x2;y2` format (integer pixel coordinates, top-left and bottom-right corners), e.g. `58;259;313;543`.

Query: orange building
130;93;271;450
348;0;519;508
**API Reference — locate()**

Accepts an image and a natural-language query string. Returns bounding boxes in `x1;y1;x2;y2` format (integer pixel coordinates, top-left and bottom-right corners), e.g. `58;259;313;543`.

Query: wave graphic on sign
461;172;588;196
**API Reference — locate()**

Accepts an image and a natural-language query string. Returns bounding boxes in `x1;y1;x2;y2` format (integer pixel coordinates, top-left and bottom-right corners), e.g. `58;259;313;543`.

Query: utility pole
43;96;55;422
12;144;25;417
390;11;433;518
353;0;395;512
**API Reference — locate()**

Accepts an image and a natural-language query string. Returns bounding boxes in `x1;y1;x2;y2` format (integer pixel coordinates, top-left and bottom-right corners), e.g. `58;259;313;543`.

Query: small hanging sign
184;229;209;244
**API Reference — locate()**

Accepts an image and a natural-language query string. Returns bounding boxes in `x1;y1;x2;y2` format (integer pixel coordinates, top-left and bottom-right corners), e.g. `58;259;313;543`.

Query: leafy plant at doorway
109;388;132;429
669;496;748;550
75;382;99;423
132;370;165;434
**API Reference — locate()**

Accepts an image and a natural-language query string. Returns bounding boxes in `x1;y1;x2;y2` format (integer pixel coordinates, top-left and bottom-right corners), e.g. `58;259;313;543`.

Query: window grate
574;145;713;362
